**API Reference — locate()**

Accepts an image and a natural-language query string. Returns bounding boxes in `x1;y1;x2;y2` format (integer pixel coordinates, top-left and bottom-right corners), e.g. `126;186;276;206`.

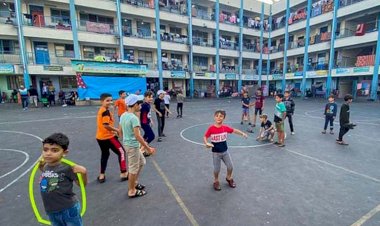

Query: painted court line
151;159;199;226
0;130;43;193
0;149;29;179
351;203;380;226
284;148;380;183
0;115;95;125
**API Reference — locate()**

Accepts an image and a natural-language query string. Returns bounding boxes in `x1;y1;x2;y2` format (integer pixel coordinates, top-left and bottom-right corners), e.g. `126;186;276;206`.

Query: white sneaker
291;132;295;135
62;104;67;107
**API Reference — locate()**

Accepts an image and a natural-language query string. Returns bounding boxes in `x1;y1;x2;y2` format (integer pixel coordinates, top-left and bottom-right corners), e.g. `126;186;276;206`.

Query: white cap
157;90;165;95
126;94;143;106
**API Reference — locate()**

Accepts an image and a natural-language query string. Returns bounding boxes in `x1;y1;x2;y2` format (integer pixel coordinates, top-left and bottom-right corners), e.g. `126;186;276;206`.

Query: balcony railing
161;33;188;44
26;52;72;65
337;21;378;39
78;20;116;35
192;37;214;47
23;15;72;30
0;52;21;64
0;10;16;25
339;0;364;8
159;2;187;16
124;27;154;39
219;13;238;26
220;40;237;50
121;0;154;9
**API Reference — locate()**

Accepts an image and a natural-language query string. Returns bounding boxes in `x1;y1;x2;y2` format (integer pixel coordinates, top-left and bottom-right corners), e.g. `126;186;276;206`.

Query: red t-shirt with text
204;125;234;153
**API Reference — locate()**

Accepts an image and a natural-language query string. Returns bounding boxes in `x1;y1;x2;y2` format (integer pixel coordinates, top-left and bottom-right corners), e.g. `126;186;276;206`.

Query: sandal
97;176;106;183
135;183;145;190
226;178;236;188
213;181;221;191
120;176;128;182
128;189;147;198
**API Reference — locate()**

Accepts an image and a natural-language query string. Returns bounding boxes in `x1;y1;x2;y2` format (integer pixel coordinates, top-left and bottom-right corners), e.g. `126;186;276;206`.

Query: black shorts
254;108;262;115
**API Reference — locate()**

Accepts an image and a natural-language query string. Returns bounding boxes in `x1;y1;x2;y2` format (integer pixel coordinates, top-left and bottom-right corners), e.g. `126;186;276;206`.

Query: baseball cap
157;90;165;95
126;94;143;106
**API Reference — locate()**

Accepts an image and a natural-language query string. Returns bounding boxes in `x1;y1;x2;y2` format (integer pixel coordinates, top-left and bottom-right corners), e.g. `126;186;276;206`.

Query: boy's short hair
259;114;268;119
284;90;290;94
328;95;335;99
118;90;126;96
144;90;153;97
42;133;69;151
100;93;112;101
214;110;226;118
344;94;353;101
276;93;284;99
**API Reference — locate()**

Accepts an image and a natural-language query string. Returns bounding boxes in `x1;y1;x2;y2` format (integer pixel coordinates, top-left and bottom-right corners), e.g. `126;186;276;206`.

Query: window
170;27;182;35
51;9;70;24
7;75;24;90
320;26;328;33
0;40;19;54
60;76;78;89
138;51;153;68
193;56;208;66
122;19;132;36
55;44;74;57
79;13;114;26
83;46;116;59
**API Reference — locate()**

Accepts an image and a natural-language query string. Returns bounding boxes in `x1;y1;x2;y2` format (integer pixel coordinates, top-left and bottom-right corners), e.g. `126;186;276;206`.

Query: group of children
36;88;356;226
203;90;355;192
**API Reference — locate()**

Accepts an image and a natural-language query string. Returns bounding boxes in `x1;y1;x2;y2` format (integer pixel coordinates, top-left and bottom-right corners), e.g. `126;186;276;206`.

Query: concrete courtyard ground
0;97;379;226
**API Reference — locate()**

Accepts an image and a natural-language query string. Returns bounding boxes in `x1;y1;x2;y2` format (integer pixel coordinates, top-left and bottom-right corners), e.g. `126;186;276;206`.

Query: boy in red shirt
204;110;247;191
252;88;265;127
114;90;127;120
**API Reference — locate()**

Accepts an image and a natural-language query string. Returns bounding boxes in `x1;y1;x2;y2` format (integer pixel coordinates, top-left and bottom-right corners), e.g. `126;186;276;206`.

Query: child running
96;93;128;183
322;95;338;134
256;114;275;142
120;94;155;198
204;110;248;191
39;133;87;226
273;94;287;147
140;91;155;157
336;94;355;145
114;90;127;120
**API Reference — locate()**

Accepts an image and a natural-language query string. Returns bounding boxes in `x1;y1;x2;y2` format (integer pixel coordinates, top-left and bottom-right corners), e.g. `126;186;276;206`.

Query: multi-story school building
0;0;379;99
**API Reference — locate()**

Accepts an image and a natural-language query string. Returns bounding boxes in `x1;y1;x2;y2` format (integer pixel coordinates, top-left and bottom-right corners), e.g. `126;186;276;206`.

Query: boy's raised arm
233;129;248;138
72;164;88;186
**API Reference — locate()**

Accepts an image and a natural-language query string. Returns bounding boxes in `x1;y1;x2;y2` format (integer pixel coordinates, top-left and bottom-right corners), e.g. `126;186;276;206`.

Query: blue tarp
78;76;147;99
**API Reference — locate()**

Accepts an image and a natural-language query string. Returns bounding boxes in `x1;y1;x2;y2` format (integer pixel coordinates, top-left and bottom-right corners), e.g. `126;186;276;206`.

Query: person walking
176;90;185;118
18;85;29;110
29;85;38;107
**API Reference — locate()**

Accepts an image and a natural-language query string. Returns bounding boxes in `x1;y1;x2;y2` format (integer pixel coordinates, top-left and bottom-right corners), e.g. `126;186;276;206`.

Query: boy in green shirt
274;94;287;147
119;94;155;198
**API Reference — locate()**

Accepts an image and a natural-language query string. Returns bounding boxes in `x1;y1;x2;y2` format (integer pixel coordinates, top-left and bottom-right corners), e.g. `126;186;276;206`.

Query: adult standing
153;90;171;142
48;82;56;106
176;90;185;118
29;85;38;107
18;85;29;110
164;90;171;117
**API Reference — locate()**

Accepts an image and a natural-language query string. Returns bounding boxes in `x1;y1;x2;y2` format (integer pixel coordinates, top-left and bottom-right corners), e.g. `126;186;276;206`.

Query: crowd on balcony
161;32;188;44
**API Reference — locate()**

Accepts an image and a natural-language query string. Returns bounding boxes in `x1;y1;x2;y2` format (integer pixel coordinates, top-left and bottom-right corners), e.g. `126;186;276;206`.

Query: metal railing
78;20;116;35
23;15;72;30
124;27;154;39
161;33;188;44
160;3;187;16
337;21;378;39
0;52;21;64
220;40;237;50
339;0;364;8
121;0;154;9
26;52;72;65
192;37;214;47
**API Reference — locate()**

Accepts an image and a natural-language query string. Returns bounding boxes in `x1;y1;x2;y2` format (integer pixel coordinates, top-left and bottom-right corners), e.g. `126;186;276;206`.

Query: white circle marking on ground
0;130;42;193
0;149;29;179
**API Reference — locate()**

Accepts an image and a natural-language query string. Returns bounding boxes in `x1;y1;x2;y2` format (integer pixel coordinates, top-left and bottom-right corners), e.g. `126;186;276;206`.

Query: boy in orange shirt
96;93;128;183
114;90;127;120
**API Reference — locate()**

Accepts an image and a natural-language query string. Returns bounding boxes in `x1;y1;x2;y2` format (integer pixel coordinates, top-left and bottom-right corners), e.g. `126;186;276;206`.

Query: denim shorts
47;202;82;226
